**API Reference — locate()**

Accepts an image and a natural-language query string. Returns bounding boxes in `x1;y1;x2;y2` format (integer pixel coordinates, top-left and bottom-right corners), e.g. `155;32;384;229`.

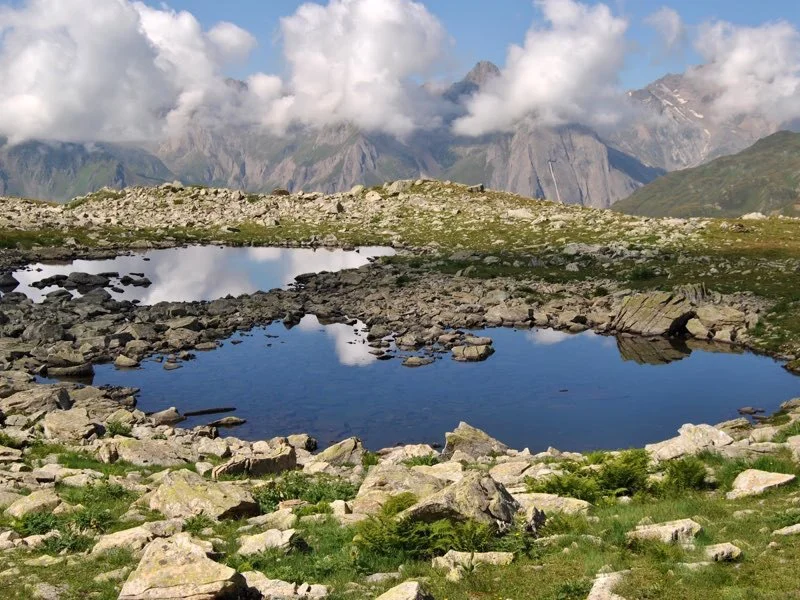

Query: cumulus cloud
0;0;449;143
645;7;686;53
690;19;800;123
452;0;629;136
276;0;450;136
0;0;262;143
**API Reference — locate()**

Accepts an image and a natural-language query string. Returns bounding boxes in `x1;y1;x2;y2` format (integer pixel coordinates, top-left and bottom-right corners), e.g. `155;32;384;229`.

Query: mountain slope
613;131;800;218
153;63;661;208
0;140;173;202
611;71;784;172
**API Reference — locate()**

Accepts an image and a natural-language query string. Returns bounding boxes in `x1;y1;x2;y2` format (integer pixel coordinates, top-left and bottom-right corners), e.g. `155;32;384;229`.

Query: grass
251;472;358;513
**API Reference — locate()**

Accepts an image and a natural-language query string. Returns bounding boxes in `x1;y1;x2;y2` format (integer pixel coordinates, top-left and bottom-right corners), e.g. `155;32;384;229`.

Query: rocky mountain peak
464;61;500;88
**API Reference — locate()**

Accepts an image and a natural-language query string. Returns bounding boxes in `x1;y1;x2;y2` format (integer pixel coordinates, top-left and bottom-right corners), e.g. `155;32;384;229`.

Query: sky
139;0;800;89
0;0;799;143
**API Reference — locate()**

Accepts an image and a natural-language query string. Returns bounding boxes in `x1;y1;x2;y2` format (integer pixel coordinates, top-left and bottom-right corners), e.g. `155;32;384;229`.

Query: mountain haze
1;62;792;208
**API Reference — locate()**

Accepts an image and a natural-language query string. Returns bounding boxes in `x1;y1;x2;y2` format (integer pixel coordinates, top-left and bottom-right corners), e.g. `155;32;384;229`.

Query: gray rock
441;422;508;461
119;533;244;600
399;471;518;526
148;469;259;520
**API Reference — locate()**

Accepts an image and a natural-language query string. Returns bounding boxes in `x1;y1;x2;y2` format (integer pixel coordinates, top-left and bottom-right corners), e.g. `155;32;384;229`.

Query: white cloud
645;7;686;53
0;0;449;143
690;20;800;123
275;0;450;137
208;22;258;64
452;0;629;136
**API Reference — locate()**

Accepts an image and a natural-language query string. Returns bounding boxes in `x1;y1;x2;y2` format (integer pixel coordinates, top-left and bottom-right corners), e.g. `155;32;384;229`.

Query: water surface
85;317;800;452
11;246;395;303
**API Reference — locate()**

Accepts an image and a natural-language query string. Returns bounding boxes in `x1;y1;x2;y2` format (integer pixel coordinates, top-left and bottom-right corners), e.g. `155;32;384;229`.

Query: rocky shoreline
1;180;800;598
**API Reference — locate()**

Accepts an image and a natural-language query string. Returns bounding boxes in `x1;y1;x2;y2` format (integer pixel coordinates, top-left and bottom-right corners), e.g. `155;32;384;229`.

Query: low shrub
402;455;439;467
105;420;132;437
663;457;709;492
184;514;216;536
528;450;650;502
361;452;379;468
774;421;800;443
252;472;357;513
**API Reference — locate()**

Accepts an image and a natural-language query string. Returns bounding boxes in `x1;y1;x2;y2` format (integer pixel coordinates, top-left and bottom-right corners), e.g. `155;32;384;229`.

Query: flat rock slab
238;528;298;556
241;571;327;600
5;489;61;519
705;542;742;562
119;533;243;600
773;523;800;536
375;581;432;600
588;570;629;600
512;492;592;516
148;469;259;520
626;519;702;545
726;469;796;499
646;424;733;462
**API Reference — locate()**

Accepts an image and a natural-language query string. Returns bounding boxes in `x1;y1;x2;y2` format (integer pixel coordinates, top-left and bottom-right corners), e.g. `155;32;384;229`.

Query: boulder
119;533;243;600
5;489;61;519
377;444;438;465
212;445;296;480
0;445;23;464
705;542;742;562
98;438;191;467
91;520;183;556
148;469;259;520
451;344;494;362
247;508;298;531
626;519;702;545
399;472;518;526
352;464;445;514
695;305;746;330
114;355;140;368
612;291;694;336
411;462;464;483
441;422;508;461
726;469;796;499
312;437;364;466
432;549;513;581
375;581;432;600
646;424;733;461
512;492;591;516
43;407;101;442
0;386;72;416
587;570;628;600
150;407;185;426
773;523;800;536
488;461;536;487
238;529;299;556
241;572;327;600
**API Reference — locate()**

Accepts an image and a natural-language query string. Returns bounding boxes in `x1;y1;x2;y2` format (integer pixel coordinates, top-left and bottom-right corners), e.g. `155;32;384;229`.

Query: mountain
611;70;784;172
151;63;661;209
613;131;800;218
0;139;173;202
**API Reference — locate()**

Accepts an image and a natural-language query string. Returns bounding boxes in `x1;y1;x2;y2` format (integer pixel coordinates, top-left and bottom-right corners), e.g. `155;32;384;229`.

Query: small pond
78;316;800;452
10;246;396;303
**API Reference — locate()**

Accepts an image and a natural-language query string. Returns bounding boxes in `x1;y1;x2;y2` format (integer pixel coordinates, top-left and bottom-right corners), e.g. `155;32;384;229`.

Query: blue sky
143;0;800;88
